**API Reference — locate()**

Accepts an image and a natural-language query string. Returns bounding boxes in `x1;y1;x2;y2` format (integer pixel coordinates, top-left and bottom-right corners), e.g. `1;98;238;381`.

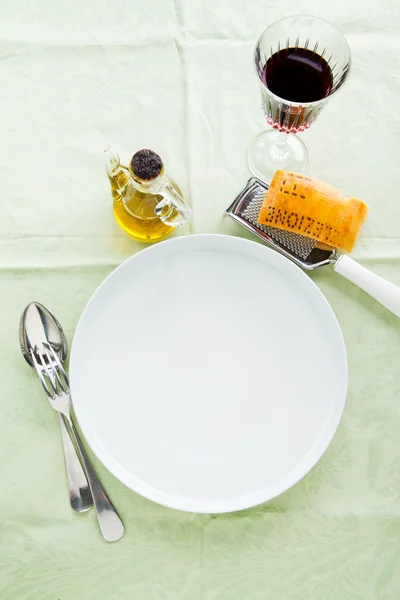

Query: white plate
70;234;347;513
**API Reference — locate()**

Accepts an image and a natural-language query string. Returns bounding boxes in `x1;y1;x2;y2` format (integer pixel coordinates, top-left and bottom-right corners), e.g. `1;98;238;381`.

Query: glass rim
254;15;351;108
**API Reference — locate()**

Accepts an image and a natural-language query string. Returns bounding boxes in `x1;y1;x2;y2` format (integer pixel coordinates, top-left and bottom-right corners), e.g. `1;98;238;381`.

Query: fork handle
59;414;93;512
68;419;124;542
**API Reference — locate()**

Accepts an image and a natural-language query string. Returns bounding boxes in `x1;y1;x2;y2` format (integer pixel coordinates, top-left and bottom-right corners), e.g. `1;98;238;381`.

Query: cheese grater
225;177;400;317
226;177;336;270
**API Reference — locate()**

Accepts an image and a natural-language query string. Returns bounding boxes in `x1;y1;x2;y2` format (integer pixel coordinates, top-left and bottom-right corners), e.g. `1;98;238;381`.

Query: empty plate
70;234;347;513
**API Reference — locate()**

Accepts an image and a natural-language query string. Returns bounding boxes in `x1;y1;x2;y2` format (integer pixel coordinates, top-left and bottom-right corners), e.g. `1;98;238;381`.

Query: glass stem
269;131;291;162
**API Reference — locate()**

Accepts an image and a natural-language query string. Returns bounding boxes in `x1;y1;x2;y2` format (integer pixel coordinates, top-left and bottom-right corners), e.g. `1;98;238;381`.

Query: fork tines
31;342;69;399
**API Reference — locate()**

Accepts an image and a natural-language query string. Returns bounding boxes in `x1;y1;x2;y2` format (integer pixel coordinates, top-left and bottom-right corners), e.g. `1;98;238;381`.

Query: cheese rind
257;171;368;253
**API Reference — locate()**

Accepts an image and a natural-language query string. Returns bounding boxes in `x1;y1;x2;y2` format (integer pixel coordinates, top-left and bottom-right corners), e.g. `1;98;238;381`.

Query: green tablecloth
1;1;400;598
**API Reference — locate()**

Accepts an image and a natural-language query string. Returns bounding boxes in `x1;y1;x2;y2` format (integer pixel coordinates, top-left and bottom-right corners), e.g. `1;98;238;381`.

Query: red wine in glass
263;47;333;103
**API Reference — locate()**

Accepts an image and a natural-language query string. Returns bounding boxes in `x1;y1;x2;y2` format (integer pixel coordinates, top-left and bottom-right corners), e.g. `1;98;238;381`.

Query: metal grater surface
241;185;316;261
226;177;334;270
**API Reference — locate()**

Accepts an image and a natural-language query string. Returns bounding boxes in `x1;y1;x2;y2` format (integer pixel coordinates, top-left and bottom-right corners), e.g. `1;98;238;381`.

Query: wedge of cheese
257;170;368;253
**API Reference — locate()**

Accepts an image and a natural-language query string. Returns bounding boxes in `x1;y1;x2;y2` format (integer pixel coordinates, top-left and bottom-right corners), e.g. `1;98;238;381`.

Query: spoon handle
59;413;93;512
68;419;124;542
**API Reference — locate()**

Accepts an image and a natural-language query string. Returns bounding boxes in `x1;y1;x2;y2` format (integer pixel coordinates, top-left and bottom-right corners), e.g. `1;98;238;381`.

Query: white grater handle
334;254;400;318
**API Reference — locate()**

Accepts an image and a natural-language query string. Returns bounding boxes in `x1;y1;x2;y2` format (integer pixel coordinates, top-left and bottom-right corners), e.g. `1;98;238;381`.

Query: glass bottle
105;147;192;243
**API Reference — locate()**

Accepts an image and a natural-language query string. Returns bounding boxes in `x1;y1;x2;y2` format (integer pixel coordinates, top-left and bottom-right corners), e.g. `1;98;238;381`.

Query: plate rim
70;233;348;513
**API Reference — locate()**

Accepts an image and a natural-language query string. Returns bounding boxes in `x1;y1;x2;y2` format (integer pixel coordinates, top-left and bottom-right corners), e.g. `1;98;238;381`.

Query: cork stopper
130;149;163;181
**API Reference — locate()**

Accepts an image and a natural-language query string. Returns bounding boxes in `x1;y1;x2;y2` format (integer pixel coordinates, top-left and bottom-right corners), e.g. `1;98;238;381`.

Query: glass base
247;130;308;183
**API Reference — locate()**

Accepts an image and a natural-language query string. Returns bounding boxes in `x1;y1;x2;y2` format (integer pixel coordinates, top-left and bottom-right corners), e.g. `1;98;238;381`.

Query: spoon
20;302;93;512
21;302;124;542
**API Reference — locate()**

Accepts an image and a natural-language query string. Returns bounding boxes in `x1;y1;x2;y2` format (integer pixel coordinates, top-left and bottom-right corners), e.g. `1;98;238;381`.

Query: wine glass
247;16;351;183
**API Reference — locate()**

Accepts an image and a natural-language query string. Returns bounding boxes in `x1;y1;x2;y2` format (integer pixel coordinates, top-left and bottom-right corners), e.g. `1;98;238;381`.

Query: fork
31;342;124;542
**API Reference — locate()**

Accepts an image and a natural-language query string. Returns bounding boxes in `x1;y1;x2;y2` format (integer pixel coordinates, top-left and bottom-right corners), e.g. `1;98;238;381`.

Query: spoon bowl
19;301;68;367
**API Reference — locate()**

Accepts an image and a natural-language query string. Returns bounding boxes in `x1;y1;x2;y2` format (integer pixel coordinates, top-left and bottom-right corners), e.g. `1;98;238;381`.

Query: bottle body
113;186;175;243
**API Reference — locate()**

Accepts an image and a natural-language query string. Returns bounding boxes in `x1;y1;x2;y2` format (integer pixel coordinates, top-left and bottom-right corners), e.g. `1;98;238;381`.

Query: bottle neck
130;171;164;194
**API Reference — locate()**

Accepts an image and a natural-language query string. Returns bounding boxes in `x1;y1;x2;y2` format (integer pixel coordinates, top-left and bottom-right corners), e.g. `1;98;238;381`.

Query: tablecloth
1;1;400;598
